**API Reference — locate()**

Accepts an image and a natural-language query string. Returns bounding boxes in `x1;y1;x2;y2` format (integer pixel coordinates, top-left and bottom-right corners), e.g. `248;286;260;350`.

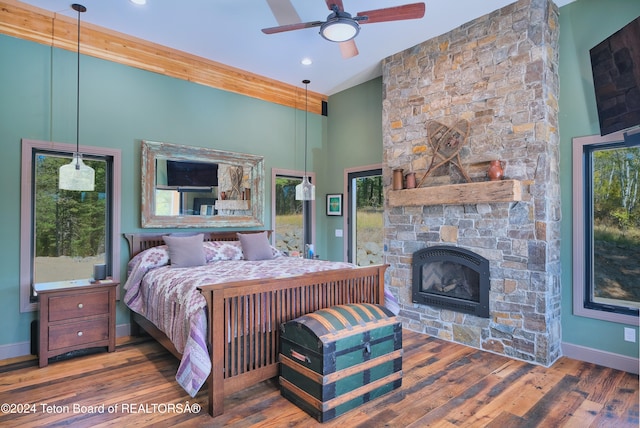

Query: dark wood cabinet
35;280;117;367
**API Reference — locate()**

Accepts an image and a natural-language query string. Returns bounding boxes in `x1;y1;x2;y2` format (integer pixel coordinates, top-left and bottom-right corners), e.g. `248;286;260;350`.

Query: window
572;130;640;324
346;167;383;265
20;140;121;312
271;169;315;256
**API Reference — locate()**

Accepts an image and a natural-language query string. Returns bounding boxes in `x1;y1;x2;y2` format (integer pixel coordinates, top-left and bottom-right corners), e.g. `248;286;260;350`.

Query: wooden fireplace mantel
388;179;523;207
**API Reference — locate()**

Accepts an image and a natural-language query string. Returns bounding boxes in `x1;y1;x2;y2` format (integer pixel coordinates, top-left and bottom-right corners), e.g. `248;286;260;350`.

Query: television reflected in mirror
166;160;219;187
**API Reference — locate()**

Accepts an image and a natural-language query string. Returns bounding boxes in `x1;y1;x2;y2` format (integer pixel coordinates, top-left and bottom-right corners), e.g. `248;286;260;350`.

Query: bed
123;230;388;417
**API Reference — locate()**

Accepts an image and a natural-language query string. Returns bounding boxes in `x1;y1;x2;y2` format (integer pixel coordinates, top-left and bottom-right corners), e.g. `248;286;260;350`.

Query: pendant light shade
59;153;95;191
295;176;315;201
59;4;95;191
295;79;315;201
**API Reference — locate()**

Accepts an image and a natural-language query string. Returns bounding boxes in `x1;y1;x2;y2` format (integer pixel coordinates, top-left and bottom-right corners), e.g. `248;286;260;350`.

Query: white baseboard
0;341;31;361
0;323;133;362
116;323;132;338
562;341;639;374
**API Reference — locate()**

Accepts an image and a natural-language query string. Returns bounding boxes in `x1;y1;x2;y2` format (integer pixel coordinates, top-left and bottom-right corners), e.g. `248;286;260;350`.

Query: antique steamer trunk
279;303;402;422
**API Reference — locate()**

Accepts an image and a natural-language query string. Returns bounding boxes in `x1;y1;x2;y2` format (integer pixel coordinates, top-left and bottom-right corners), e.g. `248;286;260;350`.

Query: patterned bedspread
123;240;354;397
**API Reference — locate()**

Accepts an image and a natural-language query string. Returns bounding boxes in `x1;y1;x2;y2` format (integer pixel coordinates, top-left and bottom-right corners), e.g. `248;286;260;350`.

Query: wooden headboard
123;230;271;257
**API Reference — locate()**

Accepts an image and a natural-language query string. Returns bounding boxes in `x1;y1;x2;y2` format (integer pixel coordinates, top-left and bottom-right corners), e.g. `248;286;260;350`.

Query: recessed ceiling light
130;0;147;5
301;58;312;66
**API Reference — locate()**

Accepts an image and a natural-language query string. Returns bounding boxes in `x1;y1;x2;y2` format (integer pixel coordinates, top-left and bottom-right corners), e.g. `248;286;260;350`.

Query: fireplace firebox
412;246;490;318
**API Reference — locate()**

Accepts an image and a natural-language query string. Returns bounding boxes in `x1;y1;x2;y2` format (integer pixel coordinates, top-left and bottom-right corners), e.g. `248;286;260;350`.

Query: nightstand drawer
49;290;110;322
48;318;110;351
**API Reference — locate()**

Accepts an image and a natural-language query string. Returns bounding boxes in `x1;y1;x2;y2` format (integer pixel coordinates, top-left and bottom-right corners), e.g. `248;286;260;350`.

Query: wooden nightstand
34;279;118;368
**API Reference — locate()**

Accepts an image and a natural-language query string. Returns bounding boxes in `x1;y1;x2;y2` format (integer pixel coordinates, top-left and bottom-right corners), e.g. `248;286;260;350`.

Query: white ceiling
18;0;575;95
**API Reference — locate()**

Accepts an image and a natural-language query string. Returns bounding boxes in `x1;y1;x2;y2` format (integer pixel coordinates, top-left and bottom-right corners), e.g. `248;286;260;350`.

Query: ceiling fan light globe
320;18;359;42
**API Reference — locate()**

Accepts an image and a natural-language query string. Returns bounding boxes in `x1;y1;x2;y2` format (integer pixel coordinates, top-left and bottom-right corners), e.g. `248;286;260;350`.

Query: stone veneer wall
382;0;562;366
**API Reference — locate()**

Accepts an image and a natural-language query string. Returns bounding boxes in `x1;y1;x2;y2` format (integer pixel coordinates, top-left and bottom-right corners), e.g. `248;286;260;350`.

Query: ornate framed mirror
141;140;264;228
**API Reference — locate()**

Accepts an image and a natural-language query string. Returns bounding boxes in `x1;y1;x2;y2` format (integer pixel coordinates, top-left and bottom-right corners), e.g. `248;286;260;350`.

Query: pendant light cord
72;4;86;169
303;79;309;177
76;5;80;166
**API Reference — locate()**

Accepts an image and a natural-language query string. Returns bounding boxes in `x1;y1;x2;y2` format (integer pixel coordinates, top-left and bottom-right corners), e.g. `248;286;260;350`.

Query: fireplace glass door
420;261;480;302
412;246;490;318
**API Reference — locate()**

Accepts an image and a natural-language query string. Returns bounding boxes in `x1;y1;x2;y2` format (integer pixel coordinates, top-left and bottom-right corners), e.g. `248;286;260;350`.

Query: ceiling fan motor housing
320;10;360;42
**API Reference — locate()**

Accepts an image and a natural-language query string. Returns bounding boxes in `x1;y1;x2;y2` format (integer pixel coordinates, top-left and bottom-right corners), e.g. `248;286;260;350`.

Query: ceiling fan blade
357;2;425;24
339;39;359;58
266;0;301;26
262;21;324;34
325;0;345;12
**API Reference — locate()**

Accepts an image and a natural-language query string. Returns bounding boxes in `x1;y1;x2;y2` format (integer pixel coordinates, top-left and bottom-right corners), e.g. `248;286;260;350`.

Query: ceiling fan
262;0;426;59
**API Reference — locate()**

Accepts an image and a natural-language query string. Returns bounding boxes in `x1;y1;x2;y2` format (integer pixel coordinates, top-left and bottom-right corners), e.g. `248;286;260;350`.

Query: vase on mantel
405;172;416;189
392;168;404;190
487;160;504;181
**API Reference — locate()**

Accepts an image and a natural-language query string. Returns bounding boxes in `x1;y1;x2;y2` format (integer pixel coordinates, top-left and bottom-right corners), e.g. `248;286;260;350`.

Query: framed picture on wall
326;193;343;216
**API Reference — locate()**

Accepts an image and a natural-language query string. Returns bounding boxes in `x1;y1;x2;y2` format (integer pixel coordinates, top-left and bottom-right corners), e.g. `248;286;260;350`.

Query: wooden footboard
198;264;388;417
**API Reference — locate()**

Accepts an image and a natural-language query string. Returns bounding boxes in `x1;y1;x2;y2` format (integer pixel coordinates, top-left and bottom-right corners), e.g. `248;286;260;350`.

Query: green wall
0;34;325;349
558;0;640;358
319;77;384;261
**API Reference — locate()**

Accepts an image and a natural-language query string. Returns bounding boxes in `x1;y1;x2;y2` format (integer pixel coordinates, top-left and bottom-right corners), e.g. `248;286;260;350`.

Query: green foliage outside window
275;177;303;215
355;175;383;209
591;145;639;306
34;154;107;259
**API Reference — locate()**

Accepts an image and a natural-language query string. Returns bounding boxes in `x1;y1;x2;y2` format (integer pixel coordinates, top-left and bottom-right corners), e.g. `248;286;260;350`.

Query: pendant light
295;79;315;201
59;3;95;191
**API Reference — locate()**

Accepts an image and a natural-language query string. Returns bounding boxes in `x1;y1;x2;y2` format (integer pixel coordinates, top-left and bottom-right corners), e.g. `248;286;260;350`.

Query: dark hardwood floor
0;330;637;427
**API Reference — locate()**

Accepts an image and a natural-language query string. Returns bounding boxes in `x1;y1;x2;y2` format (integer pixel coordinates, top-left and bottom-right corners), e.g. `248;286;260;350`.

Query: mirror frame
141;140;265;228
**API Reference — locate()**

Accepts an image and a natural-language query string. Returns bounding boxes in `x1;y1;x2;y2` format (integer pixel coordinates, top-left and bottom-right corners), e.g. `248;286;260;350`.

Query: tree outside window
33;153;108;284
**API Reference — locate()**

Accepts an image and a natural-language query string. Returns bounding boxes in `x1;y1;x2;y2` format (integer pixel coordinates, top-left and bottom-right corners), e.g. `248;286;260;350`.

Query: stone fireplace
382;0;562;366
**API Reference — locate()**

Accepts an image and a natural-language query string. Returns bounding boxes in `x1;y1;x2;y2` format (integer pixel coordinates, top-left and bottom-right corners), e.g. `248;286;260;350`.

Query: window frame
572;129;639;325
270;168;316;251
20;139;122;313
344;164;383;264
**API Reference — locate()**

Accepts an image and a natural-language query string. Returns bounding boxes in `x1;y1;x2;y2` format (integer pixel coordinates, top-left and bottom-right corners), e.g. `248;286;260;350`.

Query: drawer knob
77;331;83;337
78;303;83;309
